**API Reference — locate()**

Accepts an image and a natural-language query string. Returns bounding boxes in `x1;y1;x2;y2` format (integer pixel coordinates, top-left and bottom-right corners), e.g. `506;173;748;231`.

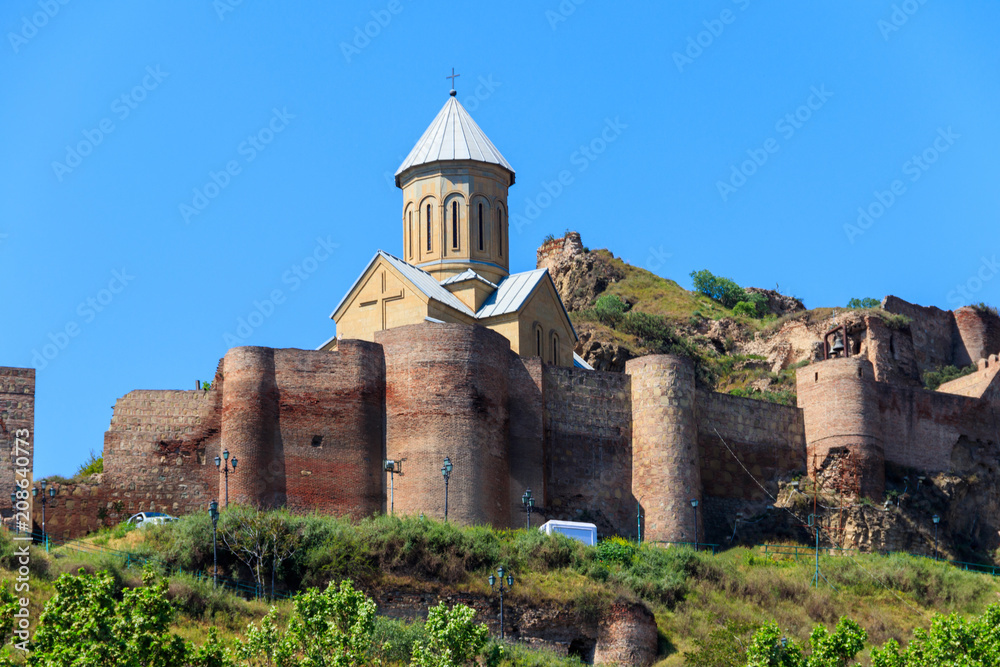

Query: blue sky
2;1;998;477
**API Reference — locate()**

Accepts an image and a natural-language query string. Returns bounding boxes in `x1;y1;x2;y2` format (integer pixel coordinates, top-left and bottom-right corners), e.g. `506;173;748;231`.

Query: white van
538;520;597;546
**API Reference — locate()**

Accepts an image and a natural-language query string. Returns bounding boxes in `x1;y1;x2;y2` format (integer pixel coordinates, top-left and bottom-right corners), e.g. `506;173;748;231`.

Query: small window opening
452;201;459;249
311;435;323;448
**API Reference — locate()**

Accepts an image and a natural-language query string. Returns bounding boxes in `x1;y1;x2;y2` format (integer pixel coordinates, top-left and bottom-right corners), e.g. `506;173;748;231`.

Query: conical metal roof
395;93;515;186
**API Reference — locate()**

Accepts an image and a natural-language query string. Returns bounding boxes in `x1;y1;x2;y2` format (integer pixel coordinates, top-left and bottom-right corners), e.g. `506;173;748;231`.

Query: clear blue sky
2;1;998;478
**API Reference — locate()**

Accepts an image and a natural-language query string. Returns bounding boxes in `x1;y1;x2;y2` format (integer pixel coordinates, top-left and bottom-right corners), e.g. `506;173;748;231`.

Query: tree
220;506;276;597
265;510;301;600
237;579;380;667
806;618;866;667
846;298;880;310
690;269;748;309
28;568;187;667
593;294;628;327
410;602;499;667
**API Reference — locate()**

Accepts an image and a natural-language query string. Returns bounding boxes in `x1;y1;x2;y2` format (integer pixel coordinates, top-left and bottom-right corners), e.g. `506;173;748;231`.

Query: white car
126;512;177;528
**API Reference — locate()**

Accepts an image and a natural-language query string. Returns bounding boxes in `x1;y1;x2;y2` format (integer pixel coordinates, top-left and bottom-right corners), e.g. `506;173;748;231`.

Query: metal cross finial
446;68;460;91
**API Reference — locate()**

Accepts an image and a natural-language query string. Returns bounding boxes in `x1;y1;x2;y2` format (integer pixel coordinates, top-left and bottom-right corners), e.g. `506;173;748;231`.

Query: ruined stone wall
378;323;511;527
953;307;1000;367
35;479;111;541
102;387;219;520
1;368;34;526
937;354;1000;399
882;296;955;375
543;364;632;537
695;390;806;543
271;343;385;517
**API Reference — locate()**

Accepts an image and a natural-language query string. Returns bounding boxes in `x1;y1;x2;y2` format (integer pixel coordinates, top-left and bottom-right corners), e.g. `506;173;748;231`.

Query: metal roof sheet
395;95;514;184
474;269;548;319
440;269;497;289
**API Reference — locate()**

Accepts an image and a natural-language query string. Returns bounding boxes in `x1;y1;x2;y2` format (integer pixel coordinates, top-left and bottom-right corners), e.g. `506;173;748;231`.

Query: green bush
923;364;977;391
732;301;758;318
690;269;748;309
847;297;880;309
75;450;103;478
972;302;998;316
593;294;628;327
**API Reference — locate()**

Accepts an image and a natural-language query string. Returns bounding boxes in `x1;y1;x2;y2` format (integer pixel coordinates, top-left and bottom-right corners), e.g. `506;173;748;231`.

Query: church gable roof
440;269;498;289
395;95;515;185
475;268;578;341
330;250;476;321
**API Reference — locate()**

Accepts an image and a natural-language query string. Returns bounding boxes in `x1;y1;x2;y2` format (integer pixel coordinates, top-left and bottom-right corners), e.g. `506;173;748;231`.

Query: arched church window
552;333;559;364
426;204;432;252
408;210;413;258
536;327;542;357
452;201;459;249
478;203;484;251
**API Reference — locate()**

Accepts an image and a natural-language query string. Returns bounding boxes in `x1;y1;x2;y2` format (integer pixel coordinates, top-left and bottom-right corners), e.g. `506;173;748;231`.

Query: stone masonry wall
1;368;34;527
953;307;1000;367
695;390;805;543
272;343;385;517
543;364;633;538
937;354;1000;399
508;354;546;527
102;387;220;520
882;296;956;375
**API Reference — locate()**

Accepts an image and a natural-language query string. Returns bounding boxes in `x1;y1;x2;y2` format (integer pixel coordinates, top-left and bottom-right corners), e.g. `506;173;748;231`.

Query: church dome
394;93;515;187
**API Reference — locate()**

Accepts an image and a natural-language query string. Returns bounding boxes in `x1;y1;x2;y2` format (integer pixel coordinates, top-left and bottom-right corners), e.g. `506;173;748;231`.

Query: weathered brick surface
543;365;632;537
1;367;34;526
953;307;1000;367
378;323;511;527
593;602;658;667
628;355;701;544
696;390;805;502
882;296;956;375
938;354;1000;398
272;343;385;517
508;354;545;527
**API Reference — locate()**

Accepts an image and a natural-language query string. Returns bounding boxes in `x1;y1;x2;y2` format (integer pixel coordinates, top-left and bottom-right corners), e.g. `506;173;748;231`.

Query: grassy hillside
6;514;999;666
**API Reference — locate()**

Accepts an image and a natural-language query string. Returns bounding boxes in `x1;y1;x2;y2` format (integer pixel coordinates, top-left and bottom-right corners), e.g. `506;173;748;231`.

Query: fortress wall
102;387;219;519
695;390;806;501
1;368;34;513
543;365;632;538
953;307;1000;367
882;296;955;374
937;354;1000;398
33;479;110;540
274;342;385;517
627;355;700;544
508;354;545;527
378;323;511;526
797;359;885;498
875;382;996;473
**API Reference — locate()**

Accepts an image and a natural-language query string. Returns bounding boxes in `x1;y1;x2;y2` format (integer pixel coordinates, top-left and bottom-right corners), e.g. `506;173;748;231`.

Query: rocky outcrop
575;327;635;373
744;287;805;317
537;232;625;311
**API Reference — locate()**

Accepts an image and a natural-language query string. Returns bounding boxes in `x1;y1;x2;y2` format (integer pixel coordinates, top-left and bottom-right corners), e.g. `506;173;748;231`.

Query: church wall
542;365;633;537
514;281;576;366
274;343;385;517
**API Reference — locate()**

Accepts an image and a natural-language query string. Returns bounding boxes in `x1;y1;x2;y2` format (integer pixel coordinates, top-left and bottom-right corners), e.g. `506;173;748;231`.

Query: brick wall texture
1;368;34;528
31;319;1000;542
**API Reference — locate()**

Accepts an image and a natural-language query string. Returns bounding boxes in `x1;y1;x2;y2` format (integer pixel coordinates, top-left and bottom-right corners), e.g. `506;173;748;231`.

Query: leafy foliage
971;302;998;316
75;450;104;478
684;618;759;667
411;602;499;667
846;297;880;309
593;293;628;327
690;269;748;309
923;364;978;391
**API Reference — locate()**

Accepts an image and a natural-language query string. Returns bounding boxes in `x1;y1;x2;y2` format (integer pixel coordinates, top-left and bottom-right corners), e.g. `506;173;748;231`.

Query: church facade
325;92;578;367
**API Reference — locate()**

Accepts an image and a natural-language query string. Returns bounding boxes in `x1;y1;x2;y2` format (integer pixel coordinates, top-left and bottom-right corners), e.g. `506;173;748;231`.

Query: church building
323;90;578;366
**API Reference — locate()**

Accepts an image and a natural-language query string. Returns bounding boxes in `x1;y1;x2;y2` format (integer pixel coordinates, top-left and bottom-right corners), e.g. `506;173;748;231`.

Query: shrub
923;364;977;391
75;450;103;478
690;269;748;308
732;301;758;318
595;537;638;567
847;297;880;309
593;294;628;327
972;302;999;316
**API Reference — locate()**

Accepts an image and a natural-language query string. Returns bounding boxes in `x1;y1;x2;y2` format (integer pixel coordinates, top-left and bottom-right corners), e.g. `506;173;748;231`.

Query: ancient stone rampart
0;367;34;504
378;323;511;526
542;364;632;536
627;355;701;545
953;307;1000;368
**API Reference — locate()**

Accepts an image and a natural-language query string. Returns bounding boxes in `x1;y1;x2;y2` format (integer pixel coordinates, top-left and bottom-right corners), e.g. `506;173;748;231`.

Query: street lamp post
489;565;514;641
690;498;699;551
215;450;238;508
932;514;940;559
32;480;56;551
441;457;453;522
209;500;220;588
384;459;403;515
521;488;534;529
